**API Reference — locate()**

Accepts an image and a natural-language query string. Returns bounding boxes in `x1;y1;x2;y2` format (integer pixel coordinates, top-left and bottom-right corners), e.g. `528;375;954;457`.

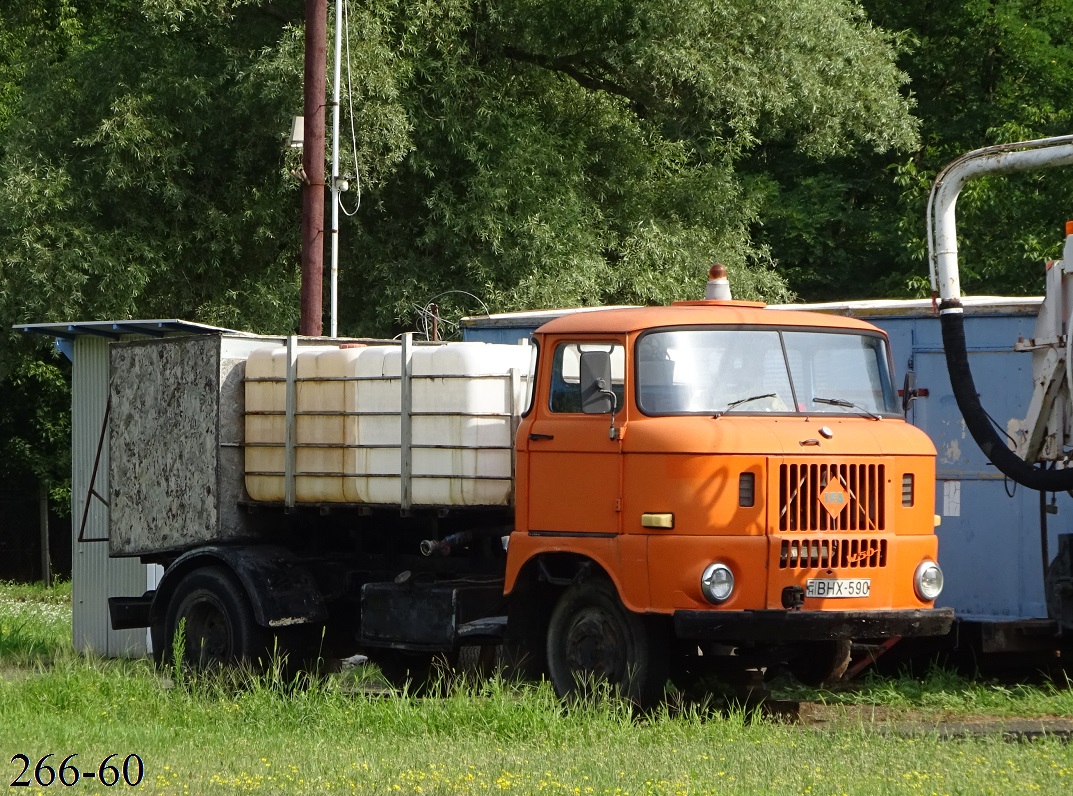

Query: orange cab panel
526;439;619;535
647;535;769;610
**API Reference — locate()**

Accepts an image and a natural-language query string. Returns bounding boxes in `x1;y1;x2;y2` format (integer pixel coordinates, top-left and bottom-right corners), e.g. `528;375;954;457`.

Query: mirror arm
601;389;620;440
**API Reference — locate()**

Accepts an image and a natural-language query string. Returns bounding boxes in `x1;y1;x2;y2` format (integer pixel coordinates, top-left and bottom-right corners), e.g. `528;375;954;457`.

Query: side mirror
580;350;616;414
902;370;916;415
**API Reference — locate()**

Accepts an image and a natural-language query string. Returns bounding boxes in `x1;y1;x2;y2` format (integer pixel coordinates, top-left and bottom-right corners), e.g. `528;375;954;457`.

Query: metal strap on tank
284;335;298;508
400;332;414;512
509;366;520;504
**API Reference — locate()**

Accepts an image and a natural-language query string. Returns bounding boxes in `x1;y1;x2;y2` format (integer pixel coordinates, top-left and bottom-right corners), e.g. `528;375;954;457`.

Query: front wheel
546;578;667;707
164;566;267;669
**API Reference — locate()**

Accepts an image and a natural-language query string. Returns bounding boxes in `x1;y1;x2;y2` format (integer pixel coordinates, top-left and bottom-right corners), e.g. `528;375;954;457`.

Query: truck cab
505;300;953;703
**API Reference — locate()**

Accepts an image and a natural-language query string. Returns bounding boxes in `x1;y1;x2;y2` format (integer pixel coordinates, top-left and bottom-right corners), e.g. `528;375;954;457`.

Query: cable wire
339;0;362;217
412;291;492;341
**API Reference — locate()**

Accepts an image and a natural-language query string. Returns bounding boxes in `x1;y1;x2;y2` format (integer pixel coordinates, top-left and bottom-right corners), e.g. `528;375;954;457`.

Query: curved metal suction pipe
927;135;1073;491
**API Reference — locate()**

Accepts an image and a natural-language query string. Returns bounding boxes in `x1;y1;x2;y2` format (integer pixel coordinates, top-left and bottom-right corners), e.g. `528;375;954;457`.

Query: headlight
701;563;734;604
914;560;944;601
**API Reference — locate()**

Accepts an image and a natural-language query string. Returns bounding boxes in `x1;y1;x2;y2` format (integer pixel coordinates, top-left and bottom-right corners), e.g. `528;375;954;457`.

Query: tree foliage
337;0;918;332
0;0;921;346
754;0;1073;301
0;354;71;506
0;0;310;349
0;0;924;500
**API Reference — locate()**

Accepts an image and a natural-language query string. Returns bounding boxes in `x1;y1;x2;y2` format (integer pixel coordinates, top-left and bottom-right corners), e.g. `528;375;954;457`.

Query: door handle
528;433;555;441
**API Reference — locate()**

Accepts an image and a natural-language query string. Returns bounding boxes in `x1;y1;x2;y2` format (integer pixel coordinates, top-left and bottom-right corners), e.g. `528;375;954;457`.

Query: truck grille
779;462;885;532
779;537;887;569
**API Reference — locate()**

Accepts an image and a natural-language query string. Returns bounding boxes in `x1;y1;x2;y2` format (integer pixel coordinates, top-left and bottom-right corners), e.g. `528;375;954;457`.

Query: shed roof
16;319;250;340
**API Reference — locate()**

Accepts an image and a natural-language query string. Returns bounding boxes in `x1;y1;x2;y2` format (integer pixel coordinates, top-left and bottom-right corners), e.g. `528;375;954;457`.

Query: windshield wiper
713;393;777;418
812;396;881;420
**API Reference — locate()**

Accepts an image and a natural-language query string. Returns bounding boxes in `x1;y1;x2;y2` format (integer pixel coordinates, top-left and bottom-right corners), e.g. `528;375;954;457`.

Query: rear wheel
164;566;267;669
456;645;498;682
546;578;667;707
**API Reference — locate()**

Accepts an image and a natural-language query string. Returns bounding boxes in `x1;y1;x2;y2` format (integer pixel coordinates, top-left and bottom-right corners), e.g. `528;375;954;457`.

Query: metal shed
17;320;251;657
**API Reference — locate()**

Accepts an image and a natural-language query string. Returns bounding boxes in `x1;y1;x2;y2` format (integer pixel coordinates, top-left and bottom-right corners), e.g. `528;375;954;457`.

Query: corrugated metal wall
70;336;150;657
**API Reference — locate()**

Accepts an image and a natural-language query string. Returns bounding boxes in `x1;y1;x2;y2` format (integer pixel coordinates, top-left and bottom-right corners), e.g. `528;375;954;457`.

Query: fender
504;532;648;613
149;545;328;633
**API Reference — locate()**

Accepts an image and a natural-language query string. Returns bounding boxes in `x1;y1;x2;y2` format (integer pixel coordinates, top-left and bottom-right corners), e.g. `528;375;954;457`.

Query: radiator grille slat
779;462;885;532
779;538;887;569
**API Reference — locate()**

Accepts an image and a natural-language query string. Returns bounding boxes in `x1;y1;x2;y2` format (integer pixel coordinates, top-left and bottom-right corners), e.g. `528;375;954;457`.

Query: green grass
2;582;1072;795
0;579;71;664
813;666;1073;719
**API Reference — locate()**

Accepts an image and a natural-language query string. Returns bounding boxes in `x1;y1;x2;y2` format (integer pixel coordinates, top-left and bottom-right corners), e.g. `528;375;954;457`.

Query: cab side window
549;342;625;414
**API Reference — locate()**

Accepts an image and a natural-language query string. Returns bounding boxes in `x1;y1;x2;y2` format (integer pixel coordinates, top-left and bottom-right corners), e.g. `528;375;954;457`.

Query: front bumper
673;607;954;642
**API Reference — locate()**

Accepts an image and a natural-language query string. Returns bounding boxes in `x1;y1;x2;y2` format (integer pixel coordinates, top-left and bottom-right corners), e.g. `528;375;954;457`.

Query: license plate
806;578;871;598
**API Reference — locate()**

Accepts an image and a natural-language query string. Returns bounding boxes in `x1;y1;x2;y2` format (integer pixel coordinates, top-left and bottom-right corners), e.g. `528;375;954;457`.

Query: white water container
244;345;344;502
244;346;287;502
294;348;347;502
342;345;400;504
410;344;527;505
244;340;531;507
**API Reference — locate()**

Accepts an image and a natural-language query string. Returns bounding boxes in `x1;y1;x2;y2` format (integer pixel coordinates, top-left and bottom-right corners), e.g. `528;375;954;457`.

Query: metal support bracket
77;399;111;543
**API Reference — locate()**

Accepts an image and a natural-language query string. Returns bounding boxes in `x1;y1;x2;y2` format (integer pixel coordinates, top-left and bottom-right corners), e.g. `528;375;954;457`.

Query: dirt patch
0;665;39;683
777;700;1073;740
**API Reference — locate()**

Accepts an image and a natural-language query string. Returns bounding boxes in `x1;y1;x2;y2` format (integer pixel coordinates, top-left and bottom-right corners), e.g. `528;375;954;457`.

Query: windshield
636;328;898;416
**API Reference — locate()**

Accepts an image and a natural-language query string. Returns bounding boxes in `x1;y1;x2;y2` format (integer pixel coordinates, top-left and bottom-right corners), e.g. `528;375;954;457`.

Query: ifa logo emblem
820;479;847;519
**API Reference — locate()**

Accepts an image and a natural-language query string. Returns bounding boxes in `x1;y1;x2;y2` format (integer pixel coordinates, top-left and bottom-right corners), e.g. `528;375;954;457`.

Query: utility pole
329;0;343;337
39;482;51;588
300;0;327;336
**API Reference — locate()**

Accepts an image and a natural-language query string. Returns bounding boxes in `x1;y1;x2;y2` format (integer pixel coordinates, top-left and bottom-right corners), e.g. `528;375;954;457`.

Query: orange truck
106;273;952;704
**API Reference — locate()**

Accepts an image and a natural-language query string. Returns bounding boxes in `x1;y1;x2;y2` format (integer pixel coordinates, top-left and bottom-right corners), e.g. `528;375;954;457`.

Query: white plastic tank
244;340;532;507
245;345;346;502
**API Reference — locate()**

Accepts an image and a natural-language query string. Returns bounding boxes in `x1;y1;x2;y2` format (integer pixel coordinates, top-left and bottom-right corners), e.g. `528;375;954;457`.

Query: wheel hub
564;607;626;679
184;598;232;662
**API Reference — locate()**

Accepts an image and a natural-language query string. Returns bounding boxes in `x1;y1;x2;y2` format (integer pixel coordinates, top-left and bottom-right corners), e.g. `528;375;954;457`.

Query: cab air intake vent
779;538;887;569
779;462;885;532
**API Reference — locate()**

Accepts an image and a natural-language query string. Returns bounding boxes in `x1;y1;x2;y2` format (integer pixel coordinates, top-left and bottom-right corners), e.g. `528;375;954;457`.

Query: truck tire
164;566;267;669
546;578;667;707
788;639;852;687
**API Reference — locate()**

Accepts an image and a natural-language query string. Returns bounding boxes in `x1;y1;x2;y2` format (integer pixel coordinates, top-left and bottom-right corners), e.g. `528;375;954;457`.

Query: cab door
523;340;625;536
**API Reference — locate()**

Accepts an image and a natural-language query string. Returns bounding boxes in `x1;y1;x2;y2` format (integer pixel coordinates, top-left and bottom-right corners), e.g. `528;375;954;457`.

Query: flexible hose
1039;481;1051;584
941;302;1073;491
